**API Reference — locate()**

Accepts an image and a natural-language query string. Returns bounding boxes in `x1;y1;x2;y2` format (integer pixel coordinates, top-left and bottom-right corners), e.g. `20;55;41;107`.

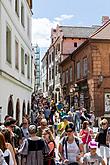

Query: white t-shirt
83;152;103;165
60;137;82;163
4;149;14;165
0;149;7;165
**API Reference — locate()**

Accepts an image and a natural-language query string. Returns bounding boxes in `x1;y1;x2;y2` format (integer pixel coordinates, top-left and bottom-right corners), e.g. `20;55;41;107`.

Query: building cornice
0;69;32;91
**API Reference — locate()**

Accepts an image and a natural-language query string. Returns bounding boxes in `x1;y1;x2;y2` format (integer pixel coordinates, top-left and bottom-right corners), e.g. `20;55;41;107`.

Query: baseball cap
88;140;98;149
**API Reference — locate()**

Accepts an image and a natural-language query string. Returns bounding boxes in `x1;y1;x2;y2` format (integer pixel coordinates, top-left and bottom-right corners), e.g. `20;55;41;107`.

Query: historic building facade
60;20;110;119
0;0;34;123
42;25;99;103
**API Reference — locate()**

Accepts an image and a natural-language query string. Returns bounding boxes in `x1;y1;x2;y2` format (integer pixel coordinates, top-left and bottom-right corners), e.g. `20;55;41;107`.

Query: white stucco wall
0;76;31;123
0;0;34;123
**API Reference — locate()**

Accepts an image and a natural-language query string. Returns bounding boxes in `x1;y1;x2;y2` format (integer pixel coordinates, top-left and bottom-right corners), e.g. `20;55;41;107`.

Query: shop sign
105;93;110;112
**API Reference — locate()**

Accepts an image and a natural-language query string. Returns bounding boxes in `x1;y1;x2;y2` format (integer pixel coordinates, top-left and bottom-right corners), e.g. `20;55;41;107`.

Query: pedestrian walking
58;122;84;165
83;140;106;165
79;121;94;153
42;128;56;165
95;118;110;165
18;124;49;165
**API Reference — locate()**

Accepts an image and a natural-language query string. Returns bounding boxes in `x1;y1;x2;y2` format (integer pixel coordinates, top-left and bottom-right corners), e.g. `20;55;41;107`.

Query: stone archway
27;101;30;115
22;100;26;118
16;98;20;125
7;95;14;117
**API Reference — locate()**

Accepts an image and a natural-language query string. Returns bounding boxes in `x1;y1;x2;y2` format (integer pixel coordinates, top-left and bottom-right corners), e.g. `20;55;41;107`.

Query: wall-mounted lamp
97;72;104;87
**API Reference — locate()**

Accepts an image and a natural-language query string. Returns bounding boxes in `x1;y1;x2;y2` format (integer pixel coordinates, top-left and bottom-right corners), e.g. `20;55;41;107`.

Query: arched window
16;98;20;125
7;95;14;117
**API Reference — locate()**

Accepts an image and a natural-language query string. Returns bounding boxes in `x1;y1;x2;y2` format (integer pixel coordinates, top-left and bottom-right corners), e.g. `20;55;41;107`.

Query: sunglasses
102;123;107;125
66;130;73;133
42;124;47;126
42;133;48;135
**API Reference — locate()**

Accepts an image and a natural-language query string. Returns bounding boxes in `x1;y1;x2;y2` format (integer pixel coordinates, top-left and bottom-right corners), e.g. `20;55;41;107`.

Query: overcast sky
32;0;110;58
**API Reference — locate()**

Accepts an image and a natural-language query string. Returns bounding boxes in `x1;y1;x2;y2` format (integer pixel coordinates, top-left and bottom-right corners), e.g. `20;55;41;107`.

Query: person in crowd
79;121;94;153
1;128;17;165
36;109;45;126
53;112;60;137
49;106;56;125
18;124;49;165
59;122;84;165
67;111;74;123
44;105;51;124
80;108;91;125
37;119;48;137
89;110;95;128
95;118;110;165
56;101;64;112
74;108;81;132
0;149;7;165
0;132;14;165
42;128;56;165
59;108;67;121
20;118;29;140
83;140;106;165
57;115;69;138
5;117;22;148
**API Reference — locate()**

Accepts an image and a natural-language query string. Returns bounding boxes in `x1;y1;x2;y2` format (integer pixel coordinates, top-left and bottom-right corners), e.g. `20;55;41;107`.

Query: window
27;55;30;79
49;68;51;80
74;42;77;47
83;57;88;77
55;65;57;75
43;82;44;92
76;62;80;79
70;67;72;82
62;72;65;85
6;26;11;64
27;16;30;38
57;43;60;51
31;56;33;83
66;70;69;84
15;40;19;69
21;3;24;27
52;52;54;61
21;47;24;74
15;0;19;16
0;107;2;122
52;66;54;79
49;54;51;64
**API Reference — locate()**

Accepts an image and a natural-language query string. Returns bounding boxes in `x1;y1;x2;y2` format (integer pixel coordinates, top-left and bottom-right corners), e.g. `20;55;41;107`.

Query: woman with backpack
42;128;56;165
58;122;84;165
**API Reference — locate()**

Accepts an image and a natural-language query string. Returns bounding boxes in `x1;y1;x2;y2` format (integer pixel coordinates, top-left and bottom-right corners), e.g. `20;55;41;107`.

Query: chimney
102;16;109;24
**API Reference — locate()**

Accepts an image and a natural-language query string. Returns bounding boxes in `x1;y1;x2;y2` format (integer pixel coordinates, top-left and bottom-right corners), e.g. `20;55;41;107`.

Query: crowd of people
0;96;109;165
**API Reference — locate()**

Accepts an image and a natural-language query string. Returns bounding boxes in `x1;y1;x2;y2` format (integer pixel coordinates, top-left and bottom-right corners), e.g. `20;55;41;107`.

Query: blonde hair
42;128;56;146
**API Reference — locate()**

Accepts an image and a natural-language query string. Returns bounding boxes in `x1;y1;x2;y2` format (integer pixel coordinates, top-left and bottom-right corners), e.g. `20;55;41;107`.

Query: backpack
62;136;79;159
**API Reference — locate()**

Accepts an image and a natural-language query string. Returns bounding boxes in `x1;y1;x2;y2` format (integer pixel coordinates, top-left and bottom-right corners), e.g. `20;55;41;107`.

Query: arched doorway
27;101;30;115
7;95;14;117
22;100;26;118
16;98;20;125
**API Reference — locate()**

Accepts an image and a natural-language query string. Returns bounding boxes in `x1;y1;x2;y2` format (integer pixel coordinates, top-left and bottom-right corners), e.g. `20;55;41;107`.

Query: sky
32;0;110;59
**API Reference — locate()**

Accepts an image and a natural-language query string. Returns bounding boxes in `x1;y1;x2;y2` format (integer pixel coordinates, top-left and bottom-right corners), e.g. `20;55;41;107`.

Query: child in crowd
83;140;106;165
